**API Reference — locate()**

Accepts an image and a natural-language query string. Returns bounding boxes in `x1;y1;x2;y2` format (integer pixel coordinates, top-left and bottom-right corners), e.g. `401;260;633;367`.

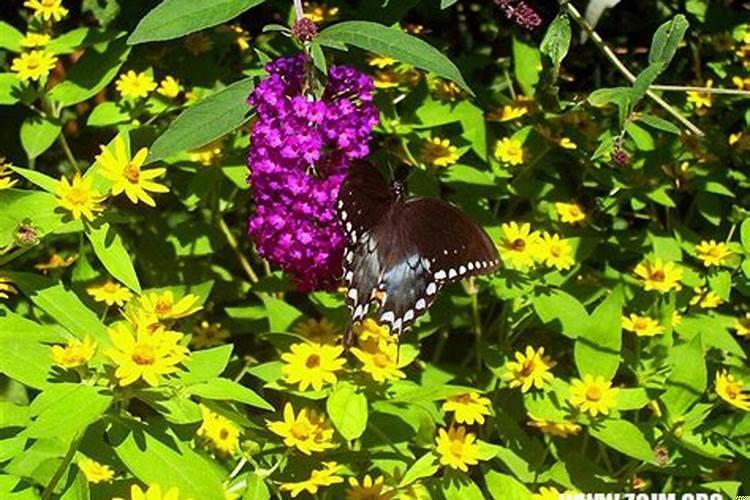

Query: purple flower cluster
495;0;543;30
247;55;379;291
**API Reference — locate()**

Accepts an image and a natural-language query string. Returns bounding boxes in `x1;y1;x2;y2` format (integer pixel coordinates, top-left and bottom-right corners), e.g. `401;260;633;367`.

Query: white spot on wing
416;298;427;310
426;282;437;295
434;270;446;280
448;268;457;279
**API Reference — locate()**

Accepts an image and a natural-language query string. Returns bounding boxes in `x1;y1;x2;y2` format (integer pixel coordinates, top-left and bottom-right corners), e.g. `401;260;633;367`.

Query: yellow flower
11;50;57;82
351;339;406;383
227;25;250;51
87;280;133;307
96;136;169;206
494;137;524;165
24;0;68;21
184;32;214;55
115;70;157;99
533;486;566;500
373;70;402;89
539;232;574;270
50;337;97;369
442;392;492;425
689;287;723;309
498;221;541;270
104;323;188;386
430;79;464;102
497;104;528;122
21;32;52;48
733;75;750;90
435;426;480;472
137;290;202;321
687;80;713;109
280;462;344;498
422;137;460;167
191;321;230;349
157;76;181;98
0;276;17;300
367;54;397;68
281;342;345;391
622;313;665;337
672;310;683;327
295;317;340;345
715;369;750;411
503;346;555;392
569;374;619;417
303;2;340;24
55;173;105;221
555;202;586;224
527;414;581;438
558;137;577;150
78;457;114;484
634;259;683;293
34;254;77;271
354;318;392;345
126;484;187;500
734;313;750;337
0;160;18;190
197;405;241;455
188;140;223;166
347;475;395;500
695;240;732;267
266;403;336;455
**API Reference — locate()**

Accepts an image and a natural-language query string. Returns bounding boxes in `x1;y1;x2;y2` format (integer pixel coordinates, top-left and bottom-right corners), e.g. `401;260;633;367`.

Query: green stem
0;245;33;267
471;291;482;370
651;84;750;96
42;435;80;500
218;218;259;284
57;132;79;172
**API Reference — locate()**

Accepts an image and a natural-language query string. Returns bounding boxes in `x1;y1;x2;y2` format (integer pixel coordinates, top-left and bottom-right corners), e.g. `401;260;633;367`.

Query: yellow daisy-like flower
431;79;464;102
87;280;133;307
295;317;340;345
715;370;750;412
55;173;105;222
354;318;392;345
104;323;188;386
0;160;18;190
634;259;683;293
303;2;340;24
96;136;169;207
373;70;402;89
266;402;336;455
157;76;181;98
422;137;460;167
281;342;345;391
527;414;581;438
539;232;574;270
197;405;241;455
689;287;723;309
280;462;344;498
115;70;157;99
191;321;230;349
34;253;77;271
351;339;406;383
497;104;528;122
11;50;57;82
558;137;577;150
687;79;713;109
78;457;114;484
188;140;223;167
555;202;586;224
694;240;732;267
126;484;186;500
227;24;250;51
569;374;619;417
24;0;68;21
137;290;202;321
494;137;524;166
367;54;397;68
0;276;17;300
435;426;480;472
734;313;750;337
347;475;395;500
621;313;665;337
671;310;683;327
533;486;566;500
183;32;214;55
21;32;51;48
503;346;555;392
442;392;492;425
50;336;97;369
498;222;542;270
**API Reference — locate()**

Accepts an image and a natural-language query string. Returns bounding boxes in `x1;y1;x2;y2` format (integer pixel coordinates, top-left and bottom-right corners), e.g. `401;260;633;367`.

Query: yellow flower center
124;163;141;183
103;282;119;294
519;359;536;377
290;422;312;440
650;270;665;282
725;383;740;400
449;439;464;457
550;245;562;257
511;238;526;251
66;187;89;206
131;343;155;365
155;299;172;316
373;353;390;368
586;385;602;401
26;57;40;70
454;394;473;404
219;427;230;440
633;318;648;331
305;354;321;369
42;0;56;6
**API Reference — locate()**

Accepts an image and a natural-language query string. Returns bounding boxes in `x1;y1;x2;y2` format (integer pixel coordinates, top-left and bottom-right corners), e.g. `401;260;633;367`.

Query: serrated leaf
327;382;368;440
128;0;266;44
318;21;472;95
85;222;141;293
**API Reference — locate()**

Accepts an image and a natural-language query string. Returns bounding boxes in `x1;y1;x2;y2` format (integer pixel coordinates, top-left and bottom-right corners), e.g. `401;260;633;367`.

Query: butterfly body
337;161;500;346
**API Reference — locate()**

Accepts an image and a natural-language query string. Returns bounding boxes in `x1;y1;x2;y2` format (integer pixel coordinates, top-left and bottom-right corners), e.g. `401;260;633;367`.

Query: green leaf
539;14;571;81
740;218;750;252
177;345;233;385
484;470;532;500
441;0;459;8
0;73;23;105
512;36;540;96
630;63;664;105
87;101;129;127
85;222;141;293
649;15;689;67
187;377;273;411
318;21;472;95
661;334;706;419
0;22;23;52
574;288;622;379
0;313;61;390
0;190;64;247
48;37;130;108
20;116;62;160
327;382;368;440
590;419;654;462
440;473;484;500
9;166;59;193
398;452;439;487
148;78;254;163
27;384;112;441
588;87;632;126
617;388;651;410
262;295;303;333
636;113;681;135
128;0;266;44
110;421;225;500
531;289;588;339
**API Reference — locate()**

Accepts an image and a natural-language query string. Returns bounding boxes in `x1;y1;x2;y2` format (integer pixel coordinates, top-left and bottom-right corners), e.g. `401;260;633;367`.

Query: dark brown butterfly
337;160;501;347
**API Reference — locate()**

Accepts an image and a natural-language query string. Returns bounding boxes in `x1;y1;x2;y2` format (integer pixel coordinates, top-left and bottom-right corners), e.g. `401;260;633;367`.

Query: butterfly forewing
336;160;393;244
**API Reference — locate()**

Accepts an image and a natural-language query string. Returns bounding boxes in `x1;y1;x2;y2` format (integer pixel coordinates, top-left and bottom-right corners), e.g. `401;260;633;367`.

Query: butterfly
336;160;501;347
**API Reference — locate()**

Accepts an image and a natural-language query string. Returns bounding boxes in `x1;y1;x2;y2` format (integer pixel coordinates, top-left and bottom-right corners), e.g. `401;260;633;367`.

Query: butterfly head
391;180;406;201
